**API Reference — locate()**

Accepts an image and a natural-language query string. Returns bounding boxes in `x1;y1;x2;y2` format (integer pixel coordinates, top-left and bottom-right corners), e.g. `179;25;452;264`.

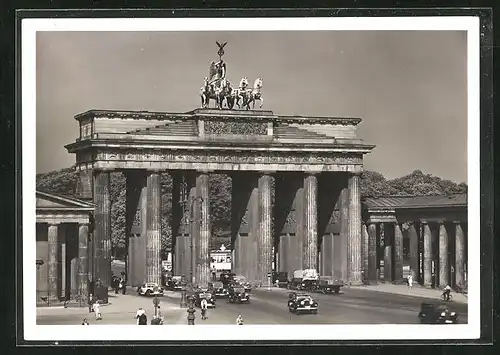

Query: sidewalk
350;283;468;304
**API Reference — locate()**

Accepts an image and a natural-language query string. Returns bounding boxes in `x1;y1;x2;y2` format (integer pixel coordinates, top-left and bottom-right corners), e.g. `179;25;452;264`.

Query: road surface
36;286;467;325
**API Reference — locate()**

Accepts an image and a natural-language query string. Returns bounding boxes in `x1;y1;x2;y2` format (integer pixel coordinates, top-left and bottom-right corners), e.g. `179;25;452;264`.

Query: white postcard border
22;16;480;341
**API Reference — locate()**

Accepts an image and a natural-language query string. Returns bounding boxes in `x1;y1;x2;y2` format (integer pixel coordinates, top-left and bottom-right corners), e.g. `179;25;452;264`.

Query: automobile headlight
301;284;305;286
451;312;456;316
301;301;305;305
441;312;446;316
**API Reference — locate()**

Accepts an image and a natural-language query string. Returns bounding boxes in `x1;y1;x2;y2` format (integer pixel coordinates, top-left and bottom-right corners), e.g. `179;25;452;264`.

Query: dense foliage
36;167;467;258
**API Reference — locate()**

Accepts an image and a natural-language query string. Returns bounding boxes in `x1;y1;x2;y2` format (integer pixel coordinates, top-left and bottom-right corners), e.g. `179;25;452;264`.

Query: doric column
47;223;59;301
408;222;419;281
340;185;349;281
393;223;403;282
362;223;369;282
78;223;89;303
303;173;318;270
367;223;378;284
348;173;362;285
454;222;465;288
438;222;449;287
195;172;211;288
146;172;162;285
423;222;432;287
258;174;273;285
93;170;111;288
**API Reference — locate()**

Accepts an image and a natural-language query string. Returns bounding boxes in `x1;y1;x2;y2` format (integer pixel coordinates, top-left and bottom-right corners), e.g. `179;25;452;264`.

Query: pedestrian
121;278;127;295
187;304;196;325
81;318;89;325
407;273;413;289
88;294;93;313
135;308;147;325
212;266;217;281
92;300;102;321
200;298;208;320
236;314;243;325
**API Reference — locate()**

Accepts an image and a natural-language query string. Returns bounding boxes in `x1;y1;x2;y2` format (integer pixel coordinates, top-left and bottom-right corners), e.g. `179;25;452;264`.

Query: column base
392;280;407;285
348;280;364;287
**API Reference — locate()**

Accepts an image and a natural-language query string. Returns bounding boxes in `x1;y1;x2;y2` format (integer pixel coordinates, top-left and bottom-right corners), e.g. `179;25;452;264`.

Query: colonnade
361;220;467;289
88;169;363;290
40;222;90;302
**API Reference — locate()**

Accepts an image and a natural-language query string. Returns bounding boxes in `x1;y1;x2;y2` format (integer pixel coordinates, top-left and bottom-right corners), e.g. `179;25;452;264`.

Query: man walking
200;298;208;320
211;266;217;281
135;308;147;325
407;273;413;289
187;304;196;325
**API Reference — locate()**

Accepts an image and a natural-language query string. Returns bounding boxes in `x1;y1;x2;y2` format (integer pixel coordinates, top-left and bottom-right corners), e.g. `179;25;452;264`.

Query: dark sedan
288;293;319;314
193;291;216;308
227;286;250;303
418;303;459;324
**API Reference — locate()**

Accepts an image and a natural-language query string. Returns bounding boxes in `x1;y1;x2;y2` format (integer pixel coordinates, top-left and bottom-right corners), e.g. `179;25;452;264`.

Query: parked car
137;283;164;297
272;272;289;288
193;290;216;308
220;271;236;286
227;285;251;304
313;276;344;294
288;269;319;291
418;303;459;324
212;281;229;298
288;292;318;314
233;275;252;292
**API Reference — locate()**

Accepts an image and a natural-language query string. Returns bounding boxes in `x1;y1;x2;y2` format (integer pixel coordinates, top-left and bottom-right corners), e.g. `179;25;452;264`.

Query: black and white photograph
22;16;481;342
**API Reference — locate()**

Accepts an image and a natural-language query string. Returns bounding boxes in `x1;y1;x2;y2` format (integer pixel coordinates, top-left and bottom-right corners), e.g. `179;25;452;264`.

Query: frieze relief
205;120;268;135
96;149;362;165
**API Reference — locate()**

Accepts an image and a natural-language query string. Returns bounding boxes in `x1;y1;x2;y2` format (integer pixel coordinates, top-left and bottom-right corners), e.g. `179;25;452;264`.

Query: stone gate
65;108;375;289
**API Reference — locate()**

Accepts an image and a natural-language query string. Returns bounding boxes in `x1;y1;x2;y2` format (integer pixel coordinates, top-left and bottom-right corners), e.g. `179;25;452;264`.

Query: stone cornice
74;108;363;126
65;138;375;154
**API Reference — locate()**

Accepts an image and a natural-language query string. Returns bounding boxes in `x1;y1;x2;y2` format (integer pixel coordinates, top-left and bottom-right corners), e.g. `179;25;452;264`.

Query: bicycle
441;293;453;301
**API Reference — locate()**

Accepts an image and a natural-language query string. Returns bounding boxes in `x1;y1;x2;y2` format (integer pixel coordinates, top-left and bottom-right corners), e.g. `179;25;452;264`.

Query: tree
37;167;468;258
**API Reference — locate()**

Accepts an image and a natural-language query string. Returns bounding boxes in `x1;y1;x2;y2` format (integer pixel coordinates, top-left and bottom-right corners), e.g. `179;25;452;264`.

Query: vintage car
227;285;251;303
233;275;252;292
168;276;183;291
212;281;229;298
418;303;459;324
137;282;164;297
193;291;216;308
288;292;318;314
272;272;289;288
220;271;236;286
288;269;319;291
313;276;344;294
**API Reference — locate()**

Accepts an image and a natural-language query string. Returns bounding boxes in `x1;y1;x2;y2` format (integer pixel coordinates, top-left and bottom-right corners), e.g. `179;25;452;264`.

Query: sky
36;30;468;183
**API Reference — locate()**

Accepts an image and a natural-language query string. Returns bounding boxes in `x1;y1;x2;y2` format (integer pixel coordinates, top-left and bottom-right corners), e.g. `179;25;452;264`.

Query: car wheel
145;290;151;296
334;288;340;294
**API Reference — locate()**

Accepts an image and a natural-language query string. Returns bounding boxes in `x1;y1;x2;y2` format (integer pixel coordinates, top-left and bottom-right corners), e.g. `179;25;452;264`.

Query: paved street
37;286;468;326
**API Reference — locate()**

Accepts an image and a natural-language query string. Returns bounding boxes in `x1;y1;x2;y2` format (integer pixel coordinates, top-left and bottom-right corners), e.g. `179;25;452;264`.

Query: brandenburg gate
64;44;375;292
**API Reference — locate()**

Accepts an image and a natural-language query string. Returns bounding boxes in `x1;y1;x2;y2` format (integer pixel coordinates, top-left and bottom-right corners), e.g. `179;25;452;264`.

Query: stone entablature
67;108;374;173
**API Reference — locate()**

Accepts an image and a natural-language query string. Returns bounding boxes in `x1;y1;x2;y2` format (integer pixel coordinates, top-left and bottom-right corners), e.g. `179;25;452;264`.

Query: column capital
94;168;114;173
420;220;429;225
349;171;363;177
48;222;61;226
453;220;463;225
